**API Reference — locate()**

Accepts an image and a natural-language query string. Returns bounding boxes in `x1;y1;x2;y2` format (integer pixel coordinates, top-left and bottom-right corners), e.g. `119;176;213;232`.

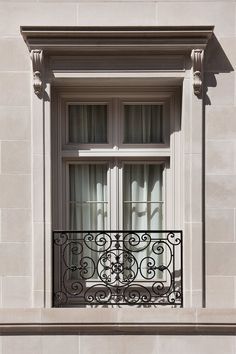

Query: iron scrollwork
53;230;183;307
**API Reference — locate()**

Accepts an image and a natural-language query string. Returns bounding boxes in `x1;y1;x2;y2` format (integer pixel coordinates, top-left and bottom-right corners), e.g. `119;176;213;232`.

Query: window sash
68;163;108;231
64;98;170;151
68;104;108;144
67;160;165;231
123;104;164;144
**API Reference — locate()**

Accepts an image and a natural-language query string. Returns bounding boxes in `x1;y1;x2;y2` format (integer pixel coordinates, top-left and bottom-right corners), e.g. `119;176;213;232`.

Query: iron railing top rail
53;230;183;233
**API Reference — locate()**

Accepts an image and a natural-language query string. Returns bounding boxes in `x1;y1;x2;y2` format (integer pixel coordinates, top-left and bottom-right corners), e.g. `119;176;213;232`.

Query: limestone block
2;336;41;354
0;175;31;208
206;208;234;242
157;2;235;37
0;3;77;36
1;141;30;174
1;208;31;242
206;243;236;276
77;2;157;26
206;106;236;140
0;107;30;141
0;242;31;276
206;175;236;208
206;140;234;175
0;73;30;106
0;38;30;71
2;276;32;308
206;276;235;308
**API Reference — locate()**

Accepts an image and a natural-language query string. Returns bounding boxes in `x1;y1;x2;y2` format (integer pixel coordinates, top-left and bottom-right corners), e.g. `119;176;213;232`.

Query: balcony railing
53;230;183;307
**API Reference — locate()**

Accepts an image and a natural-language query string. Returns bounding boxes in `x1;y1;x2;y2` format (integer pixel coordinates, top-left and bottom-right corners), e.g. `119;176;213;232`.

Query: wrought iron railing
53;230;183;307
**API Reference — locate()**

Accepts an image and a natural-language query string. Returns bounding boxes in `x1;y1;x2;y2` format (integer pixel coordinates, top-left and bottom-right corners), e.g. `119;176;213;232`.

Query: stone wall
0;0;236;352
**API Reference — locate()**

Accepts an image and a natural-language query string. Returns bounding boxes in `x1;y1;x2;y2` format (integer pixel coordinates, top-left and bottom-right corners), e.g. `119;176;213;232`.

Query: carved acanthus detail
30;50;43;96
191;49;204;97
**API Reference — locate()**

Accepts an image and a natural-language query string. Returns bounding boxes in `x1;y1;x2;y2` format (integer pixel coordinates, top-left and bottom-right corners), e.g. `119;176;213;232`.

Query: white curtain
69;164;108;231
69;164;108;279
124;105;163;143
68;101;164;280
69;104;107;144
123;164;163;279
123;164;163;230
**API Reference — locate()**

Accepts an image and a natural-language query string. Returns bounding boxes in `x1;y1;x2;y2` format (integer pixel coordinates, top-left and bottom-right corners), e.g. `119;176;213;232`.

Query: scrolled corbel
30;50;43;96
191;49;204;97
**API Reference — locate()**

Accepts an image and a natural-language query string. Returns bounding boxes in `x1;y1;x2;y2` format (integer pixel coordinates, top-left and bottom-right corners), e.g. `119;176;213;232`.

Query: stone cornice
21;26;214;53
0;308;235;335
20;26;214;98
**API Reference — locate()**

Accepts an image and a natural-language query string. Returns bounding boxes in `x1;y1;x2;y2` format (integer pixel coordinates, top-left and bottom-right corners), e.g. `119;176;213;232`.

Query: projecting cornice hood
20;26;214;97
21;26;214;53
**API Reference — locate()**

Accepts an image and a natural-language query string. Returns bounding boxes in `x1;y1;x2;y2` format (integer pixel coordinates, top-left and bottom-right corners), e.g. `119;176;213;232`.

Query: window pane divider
69;201;108;204
123;201;164;203
61;150;172;158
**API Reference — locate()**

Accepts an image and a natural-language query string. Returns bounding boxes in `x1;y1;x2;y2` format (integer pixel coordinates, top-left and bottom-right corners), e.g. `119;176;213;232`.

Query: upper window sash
120;99;170;148
62;96;171;155
65;100;113;149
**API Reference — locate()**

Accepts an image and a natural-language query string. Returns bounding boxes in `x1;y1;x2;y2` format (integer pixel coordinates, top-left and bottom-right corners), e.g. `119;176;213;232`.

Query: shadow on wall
204;34;234;105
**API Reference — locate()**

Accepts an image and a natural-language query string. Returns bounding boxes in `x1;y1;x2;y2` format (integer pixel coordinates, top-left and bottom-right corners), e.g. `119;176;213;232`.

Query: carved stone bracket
191;49;204;97
30;50;43;96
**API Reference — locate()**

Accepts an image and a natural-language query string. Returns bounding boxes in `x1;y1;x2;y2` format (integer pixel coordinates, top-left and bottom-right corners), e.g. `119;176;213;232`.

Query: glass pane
123;164;163;230
69;104;108;144
123;164;164;281
69;164;108;230
123;104;163;144
68;164;108;282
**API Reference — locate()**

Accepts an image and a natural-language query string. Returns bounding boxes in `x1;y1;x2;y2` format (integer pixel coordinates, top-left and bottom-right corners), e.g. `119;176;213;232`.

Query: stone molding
0;308;236;335
30;49;43;96
21;26;214;98
191;49;204;96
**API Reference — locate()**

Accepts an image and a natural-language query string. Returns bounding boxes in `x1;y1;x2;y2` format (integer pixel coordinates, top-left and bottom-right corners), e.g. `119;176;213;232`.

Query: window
52;89;179;232
65;99;168;233
52;86;182;307
21;25;213;310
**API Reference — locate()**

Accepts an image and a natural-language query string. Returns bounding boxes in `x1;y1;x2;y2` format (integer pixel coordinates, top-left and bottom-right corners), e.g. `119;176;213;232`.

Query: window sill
0;308;236;335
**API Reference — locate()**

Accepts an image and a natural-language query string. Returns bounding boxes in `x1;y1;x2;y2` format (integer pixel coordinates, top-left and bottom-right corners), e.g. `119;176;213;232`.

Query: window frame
53;86;181;233
120;100;169;148
65;99;113;148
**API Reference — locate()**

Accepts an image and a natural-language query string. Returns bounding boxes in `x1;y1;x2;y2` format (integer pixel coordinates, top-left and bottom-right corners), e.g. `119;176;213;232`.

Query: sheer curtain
123;164;163;230
123;164;163;278
69;104;107;144
69;164;108;279
124;105;163;144
69;164;108;231
67;103;164;281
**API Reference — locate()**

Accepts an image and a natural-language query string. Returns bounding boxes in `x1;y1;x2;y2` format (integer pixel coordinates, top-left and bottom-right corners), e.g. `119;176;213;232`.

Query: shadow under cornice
204;34;234;106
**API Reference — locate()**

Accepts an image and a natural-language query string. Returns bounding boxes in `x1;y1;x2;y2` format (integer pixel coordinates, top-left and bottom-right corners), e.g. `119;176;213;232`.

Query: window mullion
112;97;119;150
109;159;118;230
